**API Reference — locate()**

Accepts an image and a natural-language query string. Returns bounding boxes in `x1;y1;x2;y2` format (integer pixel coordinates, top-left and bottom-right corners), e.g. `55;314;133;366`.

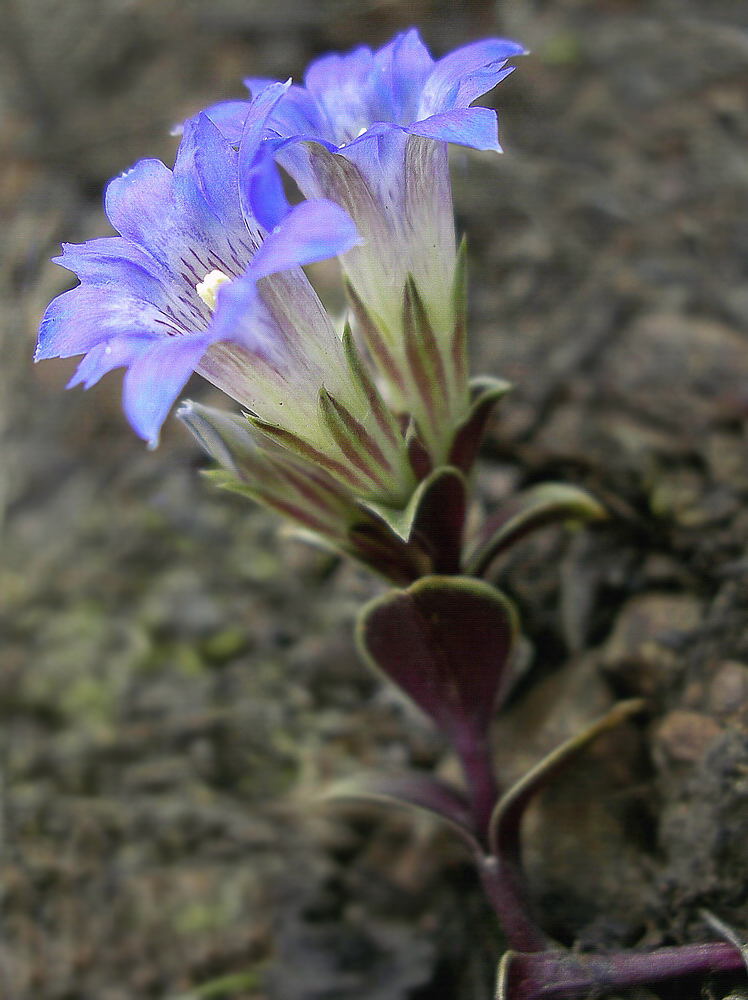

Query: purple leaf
344;467;467;583
364;465;466;545
356;575;519;748
321;771;480;851
408;466;466;575
448;376;512;474
345;522;427;585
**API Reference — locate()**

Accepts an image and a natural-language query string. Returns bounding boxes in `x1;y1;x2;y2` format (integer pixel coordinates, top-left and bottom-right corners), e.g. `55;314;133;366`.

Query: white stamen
356;127;368;138
196;269;232;311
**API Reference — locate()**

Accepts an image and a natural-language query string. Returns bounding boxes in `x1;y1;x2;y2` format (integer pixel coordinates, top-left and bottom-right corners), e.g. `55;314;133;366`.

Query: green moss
174;643;207;678
173;899;233;936
59;674;117;728
177;969;263;999
200;628;247;663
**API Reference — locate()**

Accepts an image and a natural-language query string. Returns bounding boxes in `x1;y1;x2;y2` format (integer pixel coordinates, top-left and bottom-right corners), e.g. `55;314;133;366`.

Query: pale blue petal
239;80;292;159
207;275;269;353
248;199;361;280
453;64;516;109
235;81;301;232
304;47;375;140
239;132;291;233
104;159;181;269
123;331;216;447
244;76;278;97
36;285;173;361
53;238;167;296
272;140;326;203
245;81;327;138
174;114;243;232
420;39;524;114
406;106;502;152
201;100;251;145
339;120;400;149
203;86;324;148
337;126;410;204
67;335;153;389
370;29;433;125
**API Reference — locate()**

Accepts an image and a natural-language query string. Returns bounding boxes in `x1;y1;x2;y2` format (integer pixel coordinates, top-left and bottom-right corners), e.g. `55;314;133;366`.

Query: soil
3;1;748;998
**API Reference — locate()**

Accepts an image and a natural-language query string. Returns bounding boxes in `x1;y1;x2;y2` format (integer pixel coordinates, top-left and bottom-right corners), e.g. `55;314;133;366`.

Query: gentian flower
205;29;524;464
35;94;416;507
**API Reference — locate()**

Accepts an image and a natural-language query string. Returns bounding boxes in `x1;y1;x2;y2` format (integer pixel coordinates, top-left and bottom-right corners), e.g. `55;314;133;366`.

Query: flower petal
407;106;503;152
201;99;251;145
36;284;170;361
246;80;327;137
369;29;433;125
419;38;525;115
248;199;361;280
105;120;252;276
236;81;299;232
174;114;244;233
67;335;153;389
123;331;216;447
239;133;291;233
239;80;292;157
206;273;267;351
104;159;181;268
304;46;376;141
52;237;168;298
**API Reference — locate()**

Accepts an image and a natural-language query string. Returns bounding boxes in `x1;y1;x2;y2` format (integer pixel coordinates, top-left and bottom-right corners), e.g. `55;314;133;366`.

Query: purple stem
498;942;748;999
478;856;548;954
453;730;500;846
453;729;549;953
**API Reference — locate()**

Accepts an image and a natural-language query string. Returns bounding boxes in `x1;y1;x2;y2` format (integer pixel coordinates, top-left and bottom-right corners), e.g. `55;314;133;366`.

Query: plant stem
496;942;748;999
453;731;549;953
478;855;548;954
454;731;500;845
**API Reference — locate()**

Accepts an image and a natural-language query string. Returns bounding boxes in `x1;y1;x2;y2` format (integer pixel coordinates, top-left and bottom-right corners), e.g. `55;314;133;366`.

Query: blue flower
209;30;523;172
37;93;416;503
205;30;524;463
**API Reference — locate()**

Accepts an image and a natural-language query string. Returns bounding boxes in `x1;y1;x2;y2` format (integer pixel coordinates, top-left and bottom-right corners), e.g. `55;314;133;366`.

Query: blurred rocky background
3;1;748;998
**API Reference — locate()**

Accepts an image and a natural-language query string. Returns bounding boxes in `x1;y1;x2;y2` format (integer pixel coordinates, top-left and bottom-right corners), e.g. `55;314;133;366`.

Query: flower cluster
36;29;523;577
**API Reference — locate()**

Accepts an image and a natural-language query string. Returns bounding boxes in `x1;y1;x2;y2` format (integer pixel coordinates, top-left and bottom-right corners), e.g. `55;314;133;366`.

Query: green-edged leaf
345;521;430;585
485;698;645;959
321;771;480;851
356;576;519;747
346;279;407;394
404;276;448;396
184;402;393;546
246;412;365;491
488;699;645;861
363;465;466;549
464;483;607;578
341;323;403;450
448;376;512;474
409;466;467;574
405;420;433;481
348;466;466;580
402;277;449;447
205;469;340;538
495;950;593;1000
318;386;392;491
